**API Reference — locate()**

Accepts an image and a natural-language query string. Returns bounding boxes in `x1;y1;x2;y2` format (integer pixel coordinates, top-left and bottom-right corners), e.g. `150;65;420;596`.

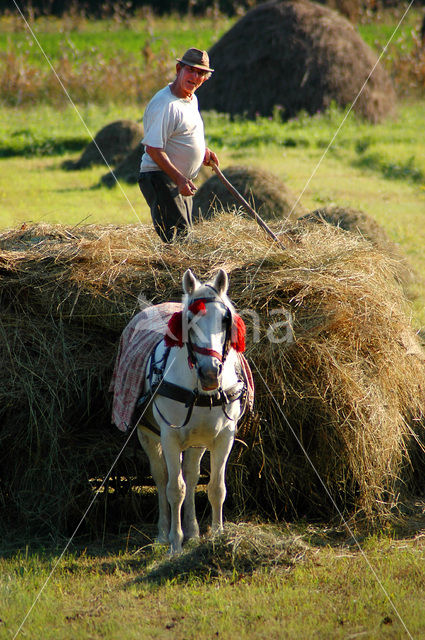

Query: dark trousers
138;171;193;243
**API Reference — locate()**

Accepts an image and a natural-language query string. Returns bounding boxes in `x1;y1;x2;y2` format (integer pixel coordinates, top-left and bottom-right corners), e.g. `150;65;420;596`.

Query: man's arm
145;146;197;196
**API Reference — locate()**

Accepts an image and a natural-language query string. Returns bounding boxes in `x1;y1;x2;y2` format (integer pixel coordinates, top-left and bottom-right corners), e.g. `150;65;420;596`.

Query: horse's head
166;269;246;391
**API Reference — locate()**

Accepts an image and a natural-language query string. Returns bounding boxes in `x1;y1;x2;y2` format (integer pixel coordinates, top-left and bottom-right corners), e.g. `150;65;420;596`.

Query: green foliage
1;7;425;108
0;15;235;65
354;152;424;183
0;129;87;157
0;13;235;107
357;7;420;53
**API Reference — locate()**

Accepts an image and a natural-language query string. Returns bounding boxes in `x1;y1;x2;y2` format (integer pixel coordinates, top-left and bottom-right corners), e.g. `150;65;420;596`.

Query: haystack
62;120;143;170
101;144;144;187
0;215;424;537
193;165;306;222
197;0;395;122
298;205;416;290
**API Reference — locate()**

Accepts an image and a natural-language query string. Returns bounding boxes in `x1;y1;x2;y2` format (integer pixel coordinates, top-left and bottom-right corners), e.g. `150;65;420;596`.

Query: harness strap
136;378;246;434
155;379;244;408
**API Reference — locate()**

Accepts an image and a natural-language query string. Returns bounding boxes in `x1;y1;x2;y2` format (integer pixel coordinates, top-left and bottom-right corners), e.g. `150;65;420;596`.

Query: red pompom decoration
231;313;246;352
165;311;183;347
188;300;207;316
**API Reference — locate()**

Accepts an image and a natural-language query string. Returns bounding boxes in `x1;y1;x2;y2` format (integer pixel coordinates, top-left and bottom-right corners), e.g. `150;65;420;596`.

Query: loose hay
197;0;395;122
193;165;306;222
143;522;311;584
0;215;424;537
62;120;143;171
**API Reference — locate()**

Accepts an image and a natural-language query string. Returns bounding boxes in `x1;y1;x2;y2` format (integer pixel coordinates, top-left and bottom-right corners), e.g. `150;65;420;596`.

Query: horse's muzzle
198;362;222;391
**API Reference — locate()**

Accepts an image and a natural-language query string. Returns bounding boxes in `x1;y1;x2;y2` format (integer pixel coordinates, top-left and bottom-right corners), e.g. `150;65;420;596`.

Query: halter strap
190;344;223;362
186;295;232;369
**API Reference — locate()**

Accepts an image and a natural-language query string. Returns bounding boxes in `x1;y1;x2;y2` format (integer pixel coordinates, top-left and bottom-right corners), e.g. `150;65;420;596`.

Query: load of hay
193;165;306;222
62;120;143;170
0;214;424;538
197;0;395;123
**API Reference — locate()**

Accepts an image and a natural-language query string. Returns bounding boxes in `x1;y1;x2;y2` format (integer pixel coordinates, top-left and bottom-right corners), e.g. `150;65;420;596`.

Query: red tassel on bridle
231;313;246;352
165;310;184;347
164;301;207;348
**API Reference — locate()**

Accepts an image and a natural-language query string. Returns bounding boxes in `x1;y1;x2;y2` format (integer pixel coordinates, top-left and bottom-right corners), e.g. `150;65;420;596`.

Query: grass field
1;5;425;639
2;520;425;640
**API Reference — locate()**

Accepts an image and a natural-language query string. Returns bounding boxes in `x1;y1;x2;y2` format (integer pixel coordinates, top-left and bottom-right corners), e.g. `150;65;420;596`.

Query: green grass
1;524;425;640
0;13;236;66
0;103;149;226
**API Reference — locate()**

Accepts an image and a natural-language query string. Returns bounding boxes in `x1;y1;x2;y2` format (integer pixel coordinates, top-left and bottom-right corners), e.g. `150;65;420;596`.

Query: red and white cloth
110;302;254;432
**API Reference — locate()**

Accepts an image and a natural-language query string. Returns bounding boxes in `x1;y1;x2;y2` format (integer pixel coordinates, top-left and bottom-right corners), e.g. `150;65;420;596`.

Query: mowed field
1;6;425;640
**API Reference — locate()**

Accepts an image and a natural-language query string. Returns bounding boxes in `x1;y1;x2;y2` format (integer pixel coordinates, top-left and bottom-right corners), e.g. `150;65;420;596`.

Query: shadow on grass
1;500;423;582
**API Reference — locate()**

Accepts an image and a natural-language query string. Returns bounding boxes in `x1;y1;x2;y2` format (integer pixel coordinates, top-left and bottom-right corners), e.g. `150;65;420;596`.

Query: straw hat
176;48;214;73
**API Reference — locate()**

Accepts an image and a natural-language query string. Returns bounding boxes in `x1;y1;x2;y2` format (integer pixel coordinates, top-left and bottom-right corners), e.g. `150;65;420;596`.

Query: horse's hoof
168;546;183;556
208;525;225;538
184;533;200;542
184;526;200;541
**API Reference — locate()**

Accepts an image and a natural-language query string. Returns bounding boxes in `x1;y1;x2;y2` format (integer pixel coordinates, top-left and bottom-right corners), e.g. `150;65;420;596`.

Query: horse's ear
182;269;200;296
213;269;228;296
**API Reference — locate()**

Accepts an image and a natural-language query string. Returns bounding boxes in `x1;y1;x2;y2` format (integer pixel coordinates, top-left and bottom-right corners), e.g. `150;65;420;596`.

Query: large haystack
193;165;306;222
101;144;144;187
298;205;416;290
197;0;396;122
63;120;143;170
0;215;424;537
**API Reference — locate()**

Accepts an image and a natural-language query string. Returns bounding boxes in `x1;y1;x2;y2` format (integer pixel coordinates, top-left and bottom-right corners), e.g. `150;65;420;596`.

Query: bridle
185;294;233;372
136;289;247;432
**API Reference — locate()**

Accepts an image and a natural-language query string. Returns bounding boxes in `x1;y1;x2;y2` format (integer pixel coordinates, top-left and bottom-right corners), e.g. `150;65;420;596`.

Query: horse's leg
162;435;185;554
208;431;234;535
182;447;206;540
137;427;169;544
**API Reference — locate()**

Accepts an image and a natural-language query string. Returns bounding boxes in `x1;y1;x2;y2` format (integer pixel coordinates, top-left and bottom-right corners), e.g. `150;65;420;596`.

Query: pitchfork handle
209;161;286;250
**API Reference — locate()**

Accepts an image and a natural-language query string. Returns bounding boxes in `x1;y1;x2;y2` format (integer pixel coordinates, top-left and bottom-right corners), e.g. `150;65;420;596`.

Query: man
139;48;219;243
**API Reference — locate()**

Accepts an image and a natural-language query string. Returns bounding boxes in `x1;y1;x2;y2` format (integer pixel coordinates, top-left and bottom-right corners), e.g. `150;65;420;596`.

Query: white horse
135;268;249;554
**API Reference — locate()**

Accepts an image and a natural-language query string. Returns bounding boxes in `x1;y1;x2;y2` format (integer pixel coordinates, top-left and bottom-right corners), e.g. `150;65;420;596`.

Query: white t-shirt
140;85;206;180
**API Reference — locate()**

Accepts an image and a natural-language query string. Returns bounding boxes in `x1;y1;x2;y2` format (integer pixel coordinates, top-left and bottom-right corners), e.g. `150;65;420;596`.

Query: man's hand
177;175;197;196
203;147;219;167
146;146;197;196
